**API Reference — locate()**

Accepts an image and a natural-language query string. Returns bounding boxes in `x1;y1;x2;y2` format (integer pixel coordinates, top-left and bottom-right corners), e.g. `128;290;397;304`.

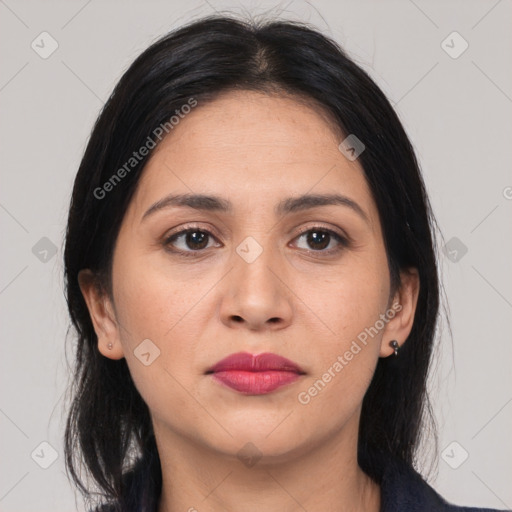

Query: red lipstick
206;352;305;395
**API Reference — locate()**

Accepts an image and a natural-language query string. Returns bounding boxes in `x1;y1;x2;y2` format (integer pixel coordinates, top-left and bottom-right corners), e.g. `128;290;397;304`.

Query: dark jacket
93;454;509;512
379;455;509;511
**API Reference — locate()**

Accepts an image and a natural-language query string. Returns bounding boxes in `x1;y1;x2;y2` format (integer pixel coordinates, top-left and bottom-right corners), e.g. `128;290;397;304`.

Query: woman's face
81;90;418;462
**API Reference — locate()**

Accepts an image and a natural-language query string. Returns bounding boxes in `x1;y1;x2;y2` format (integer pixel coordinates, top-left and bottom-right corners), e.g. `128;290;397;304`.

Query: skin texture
79;90;420;512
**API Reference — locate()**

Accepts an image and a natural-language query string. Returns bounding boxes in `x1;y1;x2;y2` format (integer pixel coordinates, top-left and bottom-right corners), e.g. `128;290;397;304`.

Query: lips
206;352;305;395
207;351;304;373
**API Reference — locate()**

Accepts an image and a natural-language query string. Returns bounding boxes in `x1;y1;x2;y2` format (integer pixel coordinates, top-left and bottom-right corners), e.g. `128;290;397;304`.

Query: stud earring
389;340;399;356
107;342;113;350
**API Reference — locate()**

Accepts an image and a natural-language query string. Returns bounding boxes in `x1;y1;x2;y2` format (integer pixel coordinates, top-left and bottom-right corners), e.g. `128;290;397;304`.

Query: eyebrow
141;192;370;224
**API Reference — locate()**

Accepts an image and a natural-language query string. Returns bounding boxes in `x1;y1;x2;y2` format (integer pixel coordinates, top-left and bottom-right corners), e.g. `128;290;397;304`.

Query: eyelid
163;222;348;241
294;223;348;238
163;222;223;242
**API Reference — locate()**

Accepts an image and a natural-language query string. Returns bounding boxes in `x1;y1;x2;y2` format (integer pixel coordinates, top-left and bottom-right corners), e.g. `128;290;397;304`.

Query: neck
154;416;381;512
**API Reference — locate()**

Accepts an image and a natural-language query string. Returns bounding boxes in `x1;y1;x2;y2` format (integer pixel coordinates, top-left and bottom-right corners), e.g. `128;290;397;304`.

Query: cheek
296;255;389;345
293;255;388;404
111;255;215;382
111;265;210;429
113;253;201;341
294;272;385;419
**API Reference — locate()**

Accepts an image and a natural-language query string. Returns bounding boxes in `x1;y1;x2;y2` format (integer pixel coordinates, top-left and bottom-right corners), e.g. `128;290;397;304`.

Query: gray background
1;0;511;510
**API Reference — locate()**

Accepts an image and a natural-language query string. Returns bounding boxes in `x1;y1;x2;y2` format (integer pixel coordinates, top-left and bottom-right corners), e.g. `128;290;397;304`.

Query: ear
77;269;125;360
379;267;420;357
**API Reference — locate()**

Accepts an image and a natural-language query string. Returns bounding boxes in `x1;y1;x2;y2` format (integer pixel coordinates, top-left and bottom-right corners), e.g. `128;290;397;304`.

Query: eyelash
162;224;350;258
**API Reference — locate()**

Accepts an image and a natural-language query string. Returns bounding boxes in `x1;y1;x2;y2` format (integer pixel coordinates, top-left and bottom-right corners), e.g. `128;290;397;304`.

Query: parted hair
63;13;441;512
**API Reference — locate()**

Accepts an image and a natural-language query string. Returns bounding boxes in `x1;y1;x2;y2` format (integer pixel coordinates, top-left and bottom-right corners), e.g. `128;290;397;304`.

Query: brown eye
293;228;348;254
164;228;220;255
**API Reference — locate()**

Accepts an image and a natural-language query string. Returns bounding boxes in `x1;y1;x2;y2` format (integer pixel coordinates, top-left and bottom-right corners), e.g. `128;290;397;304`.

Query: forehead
125;90;377;227
153;89;344;155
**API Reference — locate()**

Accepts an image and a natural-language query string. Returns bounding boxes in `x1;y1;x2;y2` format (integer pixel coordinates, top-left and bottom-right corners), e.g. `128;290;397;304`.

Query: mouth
206;352;306;395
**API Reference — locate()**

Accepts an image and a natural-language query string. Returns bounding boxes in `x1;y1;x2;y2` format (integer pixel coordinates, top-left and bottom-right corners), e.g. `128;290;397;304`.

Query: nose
219;240;293;332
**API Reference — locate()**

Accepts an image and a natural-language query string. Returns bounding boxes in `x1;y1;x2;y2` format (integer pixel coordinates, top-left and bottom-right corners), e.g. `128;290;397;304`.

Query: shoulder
379;455;509;512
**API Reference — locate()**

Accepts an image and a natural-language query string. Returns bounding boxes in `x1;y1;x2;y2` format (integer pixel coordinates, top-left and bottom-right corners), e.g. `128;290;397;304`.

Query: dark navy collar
379;455;507;512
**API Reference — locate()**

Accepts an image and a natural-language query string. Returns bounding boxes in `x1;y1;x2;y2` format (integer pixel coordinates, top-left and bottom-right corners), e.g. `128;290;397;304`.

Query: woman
63;14;507;512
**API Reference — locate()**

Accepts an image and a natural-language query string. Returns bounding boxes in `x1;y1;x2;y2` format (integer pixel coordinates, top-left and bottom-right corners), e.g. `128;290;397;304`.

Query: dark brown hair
63;13;441;512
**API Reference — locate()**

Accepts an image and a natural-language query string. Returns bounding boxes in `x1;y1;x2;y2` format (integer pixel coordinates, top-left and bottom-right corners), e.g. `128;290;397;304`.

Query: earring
107;342;113;350
389;340;399;356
